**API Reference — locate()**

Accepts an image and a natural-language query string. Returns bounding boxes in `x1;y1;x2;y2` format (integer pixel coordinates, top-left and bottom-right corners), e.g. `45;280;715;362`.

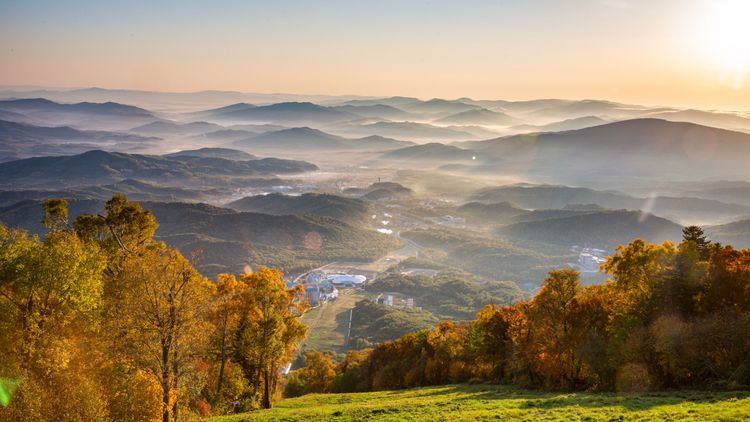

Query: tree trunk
162;341;171;422
173;348;180;422
218;326;227;394
263;369;272;409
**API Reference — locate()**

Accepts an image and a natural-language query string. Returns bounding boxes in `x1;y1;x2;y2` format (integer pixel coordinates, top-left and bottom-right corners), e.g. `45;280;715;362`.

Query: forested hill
369;267;530;321
0;199;400;278
224;193;374;226
496;209;684;249
0;179;223;206
472;184;750;224
349;300;440;345
706;217;750;249
0;150;318;189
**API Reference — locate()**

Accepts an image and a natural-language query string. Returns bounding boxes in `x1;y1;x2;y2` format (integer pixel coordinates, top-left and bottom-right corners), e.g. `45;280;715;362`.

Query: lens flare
699;0;750;88
304;231;323;250
638;192;658;223
0;378;21;406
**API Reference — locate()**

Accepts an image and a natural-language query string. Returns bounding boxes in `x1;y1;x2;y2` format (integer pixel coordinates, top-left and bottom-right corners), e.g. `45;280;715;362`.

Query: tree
682;226;710;260
206;274;247;396
63;194;158;279
0;219;108;422
700;250;750;313
602;239;677;326
530;268;586;388
472;304;512;380
234;268;309;409
106;247;212;422
0;223;105;372
296;352;336;394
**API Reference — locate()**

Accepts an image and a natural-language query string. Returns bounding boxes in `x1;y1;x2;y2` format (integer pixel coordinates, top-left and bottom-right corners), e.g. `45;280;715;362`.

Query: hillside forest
1;194;749;422
284;228;750;398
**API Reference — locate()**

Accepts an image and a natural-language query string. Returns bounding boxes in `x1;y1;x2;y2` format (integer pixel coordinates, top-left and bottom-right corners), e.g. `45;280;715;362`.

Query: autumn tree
106;246;213;422
700;250;750;313
51;194;160;280
234;268;309;409
206;274;247;396
0;219;108;421
296;352;336;394
472;304;512;380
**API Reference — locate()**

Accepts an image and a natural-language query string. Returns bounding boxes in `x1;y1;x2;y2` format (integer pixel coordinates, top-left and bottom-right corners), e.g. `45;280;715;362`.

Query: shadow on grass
409;384;750;412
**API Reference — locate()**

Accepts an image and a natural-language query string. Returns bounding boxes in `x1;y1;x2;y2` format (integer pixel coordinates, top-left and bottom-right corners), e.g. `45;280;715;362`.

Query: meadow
205;384;750;421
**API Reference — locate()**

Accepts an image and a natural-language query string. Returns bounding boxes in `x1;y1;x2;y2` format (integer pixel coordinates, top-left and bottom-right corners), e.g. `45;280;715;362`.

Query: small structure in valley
327;274;366;287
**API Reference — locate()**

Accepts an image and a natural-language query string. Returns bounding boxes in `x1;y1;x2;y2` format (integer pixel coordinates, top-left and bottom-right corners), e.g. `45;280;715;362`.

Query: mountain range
0;199;400;279
0;150;318;189
228;127;414;151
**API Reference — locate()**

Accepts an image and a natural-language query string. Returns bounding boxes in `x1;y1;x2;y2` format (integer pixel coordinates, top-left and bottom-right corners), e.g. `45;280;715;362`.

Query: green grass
206;384;750;422
300;289;364;353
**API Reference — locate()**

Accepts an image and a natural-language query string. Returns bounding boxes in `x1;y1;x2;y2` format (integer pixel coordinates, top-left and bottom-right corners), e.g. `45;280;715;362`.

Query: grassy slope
207;384;750;421
301;290;365;354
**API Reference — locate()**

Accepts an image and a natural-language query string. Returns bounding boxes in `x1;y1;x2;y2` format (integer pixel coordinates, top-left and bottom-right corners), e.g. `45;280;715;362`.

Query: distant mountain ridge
496;209;684;250
0;150;318;189
163;147;258;160
228;127;414;151
0;179;223;206
434;109;520;126
203;101;359;124
457;119;750;181
472;184;750;225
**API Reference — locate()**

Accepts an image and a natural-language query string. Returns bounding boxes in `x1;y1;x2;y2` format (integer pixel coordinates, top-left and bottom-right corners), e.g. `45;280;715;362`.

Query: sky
1;0;748;109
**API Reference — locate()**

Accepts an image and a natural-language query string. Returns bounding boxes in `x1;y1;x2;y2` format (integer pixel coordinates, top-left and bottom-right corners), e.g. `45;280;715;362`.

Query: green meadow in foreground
206;384;750;421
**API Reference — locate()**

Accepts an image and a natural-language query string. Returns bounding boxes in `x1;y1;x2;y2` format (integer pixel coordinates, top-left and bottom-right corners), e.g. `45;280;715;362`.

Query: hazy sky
1;0;748;109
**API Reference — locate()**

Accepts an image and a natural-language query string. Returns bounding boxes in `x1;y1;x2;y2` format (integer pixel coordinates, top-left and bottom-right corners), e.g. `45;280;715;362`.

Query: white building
578;253;605;271
327;274;366;286
384;295;393;307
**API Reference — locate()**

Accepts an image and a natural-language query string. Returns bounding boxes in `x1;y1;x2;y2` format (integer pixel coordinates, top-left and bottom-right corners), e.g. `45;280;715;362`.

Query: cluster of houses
571;246;608;277
295;272;368;307
382;295;414;309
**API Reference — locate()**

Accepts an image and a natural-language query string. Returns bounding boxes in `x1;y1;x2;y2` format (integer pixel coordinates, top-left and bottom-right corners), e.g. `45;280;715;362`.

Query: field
300;289;369;353
205;384;750;421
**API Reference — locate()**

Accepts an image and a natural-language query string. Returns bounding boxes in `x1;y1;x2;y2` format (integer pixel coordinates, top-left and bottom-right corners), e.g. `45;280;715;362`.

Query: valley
1;87;749;420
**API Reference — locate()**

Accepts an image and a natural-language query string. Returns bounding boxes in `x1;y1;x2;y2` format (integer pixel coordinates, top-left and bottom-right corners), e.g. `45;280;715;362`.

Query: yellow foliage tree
297;352;336;394
105;246;213;422
234;268;309;409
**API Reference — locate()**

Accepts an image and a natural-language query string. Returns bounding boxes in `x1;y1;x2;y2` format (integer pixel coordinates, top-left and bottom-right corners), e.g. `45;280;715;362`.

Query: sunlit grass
206;384;750;421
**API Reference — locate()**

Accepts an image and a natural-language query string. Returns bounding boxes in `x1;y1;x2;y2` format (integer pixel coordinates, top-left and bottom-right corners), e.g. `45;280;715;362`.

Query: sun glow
699;0;750;88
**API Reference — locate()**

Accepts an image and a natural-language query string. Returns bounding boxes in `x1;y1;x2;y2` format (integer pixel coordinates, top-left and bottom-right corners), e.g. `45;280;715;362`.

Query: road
293;261;339;283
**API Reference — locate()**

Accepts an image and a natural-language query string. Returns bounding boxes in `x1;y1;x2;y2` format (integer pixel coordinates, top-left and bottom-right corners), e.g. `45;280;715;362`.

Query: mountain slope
229;127;348;150
224;193;374;225
472;184;750;225
163;147;257;160
454;201;528;223
496;209;684;250
378;143;476;162
508;116;608;133
0;179;223;206
0;150;317;189
706;218;750;250
205;102;358;123
458;119;750;180
434;109;520;126
0;199;400;279
128;121;221;135
332;104;416;120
